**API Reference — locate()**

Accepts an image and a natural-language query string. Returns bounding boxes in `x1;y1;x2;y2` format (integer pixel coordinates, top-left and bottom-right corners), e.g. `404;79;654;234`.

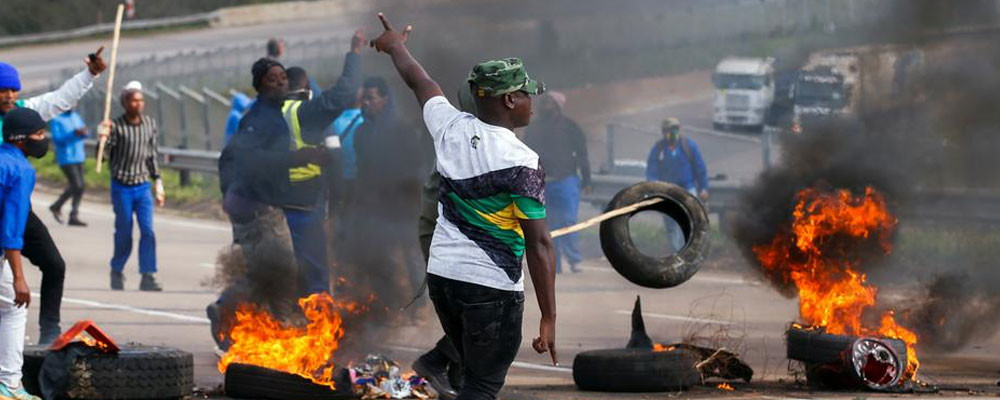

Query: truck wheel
573;348;702;392
786;328;908;367
599;181;710;289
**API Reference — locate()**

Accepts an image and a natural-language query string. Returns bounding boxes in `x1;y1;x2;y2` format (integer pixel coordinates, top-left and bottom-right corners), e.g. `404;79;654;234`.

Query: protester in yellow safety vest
219;30;365;296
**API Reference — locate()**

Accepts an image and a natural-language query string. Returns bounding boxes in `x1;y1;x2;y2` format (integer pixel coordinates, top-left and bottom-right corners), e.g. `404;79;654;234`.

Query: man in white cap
98;81;166;291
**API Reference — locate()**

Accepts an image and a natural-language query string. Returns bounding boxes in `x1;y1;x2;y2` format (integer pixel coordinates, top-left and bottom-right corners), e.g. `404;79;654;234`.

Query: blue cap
0;63;20;91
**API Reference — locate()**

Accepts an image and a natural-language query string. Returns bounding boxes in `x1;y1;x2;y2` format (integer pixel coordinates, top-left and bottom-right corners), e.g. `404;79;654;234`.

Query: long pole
96;4;125;173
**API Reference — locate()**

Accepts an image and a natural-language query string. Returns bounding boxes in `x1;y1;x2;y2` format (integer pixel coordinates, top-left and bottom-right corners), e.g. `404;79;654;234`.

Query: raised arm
371;13;443;107
22;47;107;121
297;30;365;139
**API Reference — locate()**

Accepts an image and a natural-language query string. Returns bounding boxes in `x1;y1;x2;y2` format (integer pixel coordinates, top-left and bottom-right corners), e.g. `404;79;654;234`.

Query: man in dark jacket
524;91;591;274
219;30;364;296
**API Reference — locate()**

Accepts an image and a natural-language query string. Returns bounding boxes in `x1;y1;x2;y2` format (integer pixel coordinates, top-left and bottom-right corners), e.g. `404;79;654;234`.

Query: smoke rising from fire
732;0;1000;352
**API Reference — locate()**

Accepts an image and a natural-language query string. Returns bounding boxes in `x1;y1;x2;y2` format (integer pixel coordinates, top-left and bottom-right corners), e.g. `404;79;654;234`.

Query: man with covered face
219;30;364;296
645;117;709;250
0;48;106;344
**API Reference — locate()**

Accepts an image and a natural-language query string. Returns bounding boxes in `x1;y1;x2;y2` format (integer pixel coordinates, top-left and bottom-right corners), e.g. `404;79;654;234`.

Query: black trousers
428;274;524;400
52;163;85;218
22;210;66;336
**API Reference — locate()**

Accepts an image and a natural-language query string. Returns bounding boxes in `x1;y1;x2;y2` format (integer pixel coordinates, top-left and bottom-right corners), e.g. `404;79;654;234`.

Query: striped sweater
107;114;160;186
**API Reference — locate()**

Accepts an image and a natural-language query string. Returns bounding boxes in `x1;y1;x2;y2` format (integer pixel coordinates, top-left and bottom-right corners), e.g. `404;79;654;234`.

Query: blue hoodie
50;110;89;165
224;92;254;144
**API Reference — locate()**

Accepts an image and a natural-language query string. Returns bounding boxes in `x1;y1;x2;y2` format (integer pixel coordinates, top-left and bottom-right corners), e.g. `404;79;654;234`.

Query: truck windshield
795;79;848;108
714;73;766;90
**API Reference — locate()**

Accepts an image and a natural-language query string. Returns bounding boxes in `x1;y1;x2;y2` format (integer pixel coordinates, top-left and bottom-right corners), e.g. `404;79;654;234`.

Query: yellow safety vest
282;100;322;182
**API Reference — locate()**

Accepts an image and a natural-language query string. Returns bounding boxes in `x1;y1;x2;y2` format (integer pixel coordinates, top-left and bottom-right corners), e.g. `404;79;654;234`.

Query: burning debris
749;185;925;390
573;296;752;393
348;354;434;399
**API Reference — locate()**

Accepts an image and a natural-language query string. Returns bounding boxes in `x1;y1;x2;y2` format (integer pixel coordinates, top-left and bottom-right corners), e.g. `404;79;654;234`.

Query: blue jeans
110;180;157;274
283;203;329;296
545;175;582;272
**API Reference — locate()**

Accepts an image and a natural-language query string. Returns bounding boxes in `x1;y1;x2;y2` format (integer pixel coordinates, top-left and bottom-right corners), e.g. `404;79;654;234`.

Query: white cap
123;80;142;91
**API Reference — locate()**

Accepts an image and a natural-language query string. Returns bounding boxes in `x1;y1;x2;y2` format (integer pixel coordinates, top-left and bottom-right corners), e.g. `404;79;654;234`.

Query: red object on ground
48;320;120;353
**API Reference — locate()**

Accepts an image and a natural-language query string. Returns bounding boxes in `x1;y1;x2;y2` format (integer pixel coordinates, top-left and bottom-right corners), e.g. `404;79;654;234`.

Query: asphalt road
19;184;1000;400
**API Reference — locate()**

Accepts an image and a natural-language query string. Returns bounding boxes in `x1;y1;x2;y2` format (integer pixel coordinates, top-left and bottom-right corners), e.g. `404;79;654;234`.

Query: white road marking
200;262;216;269
614;310;733;325
385;345;572;373
39;292;211;324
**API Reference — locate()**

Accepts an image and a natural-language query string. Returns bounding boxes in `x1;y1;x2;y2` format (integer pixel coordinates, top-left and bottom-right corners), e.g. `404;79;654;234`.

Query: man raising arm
372;13;557;399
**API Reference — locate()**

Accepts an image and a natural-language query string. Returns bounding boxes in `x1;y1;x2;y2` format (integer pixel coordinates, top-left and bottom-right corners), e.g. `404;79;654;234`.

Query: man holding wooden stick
0;49;107;345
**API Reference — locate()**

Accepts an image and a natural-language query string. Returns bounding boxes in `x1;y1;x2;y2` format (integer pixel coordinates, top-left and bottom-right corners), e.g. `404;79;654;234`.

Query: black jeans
22;210;66;336
52;163;85;218
428;275;524;400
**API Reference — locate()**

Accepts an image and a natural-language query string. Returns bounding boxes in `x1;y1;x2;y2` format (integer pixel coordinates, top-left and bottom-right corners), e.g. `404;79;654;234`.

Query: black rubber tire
22;344;193;399
599;181;710;288
786;329;908;367
573;348;702;392
224;363;354;400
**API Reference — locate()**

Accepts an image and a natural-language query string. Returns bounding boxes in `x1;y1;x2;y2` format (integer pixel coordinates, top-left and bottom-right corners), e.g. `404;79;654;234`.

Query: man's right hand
13;276;30;307
370;13;411;53
533;317;558;366
97;120;112;141
350;29;366;54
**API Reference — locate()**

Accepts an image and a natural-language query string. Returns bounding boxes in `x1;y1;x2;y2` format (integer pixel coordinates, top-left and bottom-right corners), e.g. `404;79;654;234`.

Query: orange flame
753;187;919;378
78;335;112;352
717;383;735;391
217;293;359;389
653;343;676;352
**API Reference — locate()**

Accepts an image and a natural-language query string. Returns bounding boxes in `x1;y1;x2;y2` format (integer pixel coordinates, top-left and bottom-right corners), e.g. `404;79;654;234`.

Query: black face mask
24;137;50;158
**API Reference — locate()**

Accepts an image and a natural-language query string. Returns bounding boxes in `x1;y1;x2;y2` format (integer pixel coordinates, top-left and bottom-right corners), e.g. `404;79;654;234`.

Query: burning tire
21;343;193;399
224;363;354;400
786;328;908;367
599;181;710;288
573;348;702;392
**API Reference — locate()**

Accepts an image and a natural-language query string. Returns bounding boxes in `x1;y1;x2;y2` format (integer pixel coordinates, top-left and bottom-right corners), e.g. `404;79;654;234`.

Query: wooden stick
550;197;664;238
96;4;125;174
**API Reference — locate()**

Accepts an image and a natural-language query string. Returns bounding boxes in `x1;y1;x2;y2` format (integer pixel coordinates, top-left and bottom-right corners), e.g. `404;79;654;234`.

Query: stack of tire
573;348;702;392
786;328;907;389
21;344;193;399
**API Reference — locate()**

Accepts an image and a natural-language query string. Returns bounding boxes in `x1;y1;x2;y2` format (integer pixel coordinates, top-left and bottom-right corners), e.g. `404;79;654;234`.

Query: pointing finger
402;25;412;41
94;46;104;57
550;345;559;366
377;12;393;31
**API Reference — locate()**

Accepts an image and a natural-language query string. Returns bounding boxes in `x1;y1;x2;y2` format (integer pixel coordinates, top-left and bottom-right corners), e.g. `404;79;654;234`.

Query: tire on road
599;181;710;289
224;363;354;400
573;348;702;392
786;328;908;367
22;343;193;399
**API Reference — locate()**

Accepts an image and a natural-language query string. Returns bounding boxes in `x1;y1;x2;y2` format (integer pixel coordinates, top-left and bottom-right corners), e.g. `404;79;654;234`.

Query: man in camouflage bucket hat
372;12;557;400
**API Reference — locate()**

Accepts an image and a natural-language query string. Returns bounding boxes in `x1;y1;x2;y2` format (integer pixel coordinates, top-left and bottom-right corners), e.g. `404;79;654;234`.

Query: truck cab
712;57;775;132
791;52;860;134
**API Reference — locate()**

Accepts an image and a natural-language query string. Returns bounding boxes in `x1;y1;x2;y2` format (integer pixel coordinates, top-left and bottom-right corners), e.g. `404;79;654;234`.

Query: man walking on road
0;107;50;400
99;81;166;292
219;31;364;296
524;91;591;274
48;109;90;227
645;117;709;250
373;13;558;399
0;49;107;344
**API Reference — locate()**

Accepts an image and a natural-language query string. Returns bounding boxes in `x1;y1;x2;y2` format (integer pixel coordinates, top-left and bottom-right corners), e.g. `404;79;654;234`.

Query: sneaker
67;217;87;227
413;356;458;400
110;271;124;291
48;204;63;225
140;273;163;291
206;302;231;351
570;263;583;274
0;383;41;400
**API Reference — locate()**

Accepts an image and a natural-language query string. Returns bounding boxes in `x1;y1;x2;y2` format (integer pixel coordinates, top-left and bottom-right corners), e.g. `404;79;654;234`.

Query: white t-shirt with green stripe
423;96;546;292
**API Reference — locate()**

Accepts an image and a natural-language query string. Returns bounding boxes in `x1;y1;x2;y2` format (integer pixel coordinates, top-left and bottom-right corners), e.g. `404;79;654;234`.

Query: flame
217;293;359;389
717;383;735;391
78;335;111;352
653;343;676;352
753;186;919;379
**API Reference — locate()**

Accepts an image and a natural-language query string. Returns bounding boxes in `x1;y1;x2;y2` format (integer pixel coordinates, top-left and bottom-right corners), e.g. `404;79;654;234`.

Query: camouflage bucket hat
468;58;544;97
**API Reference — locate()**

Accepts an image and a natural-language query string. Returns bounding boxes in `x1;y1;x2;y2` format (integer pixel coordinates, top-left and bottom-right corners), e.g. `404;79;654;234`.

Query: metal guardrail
83;140;220;174
0;12;220;47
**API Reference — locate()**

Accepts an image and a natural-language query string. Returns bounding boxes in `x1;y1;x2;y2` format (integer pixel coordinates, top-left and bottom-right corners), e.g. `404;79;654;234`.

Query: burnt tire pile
599;181;710;289
786;328;908;390
573;348;702;392
21;344;193;399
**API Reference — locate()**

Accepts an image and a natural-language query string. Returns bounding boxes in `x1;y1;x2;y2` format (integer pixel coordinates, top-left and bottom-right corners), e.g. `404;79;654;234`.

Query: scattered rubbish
349;354;433;399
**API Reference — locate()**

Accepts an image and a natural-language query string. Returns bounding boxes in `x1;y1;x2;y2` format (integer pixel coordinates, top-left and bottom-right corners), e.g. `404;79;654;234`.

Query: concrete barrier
212;0;370;28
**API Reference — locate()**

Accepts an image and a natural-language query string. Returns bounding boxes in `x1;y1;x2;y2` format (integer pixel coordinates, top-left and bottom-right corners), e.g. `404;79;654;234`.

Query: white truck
712;57;776;132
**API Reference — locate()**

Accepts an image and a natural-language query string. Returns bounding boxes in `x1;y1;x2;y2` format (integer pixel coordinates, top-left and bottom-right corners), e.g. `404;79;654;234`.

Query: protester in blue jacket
48;110;89;226
224;92;253;144
646;117;709;199
0;107;49;400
